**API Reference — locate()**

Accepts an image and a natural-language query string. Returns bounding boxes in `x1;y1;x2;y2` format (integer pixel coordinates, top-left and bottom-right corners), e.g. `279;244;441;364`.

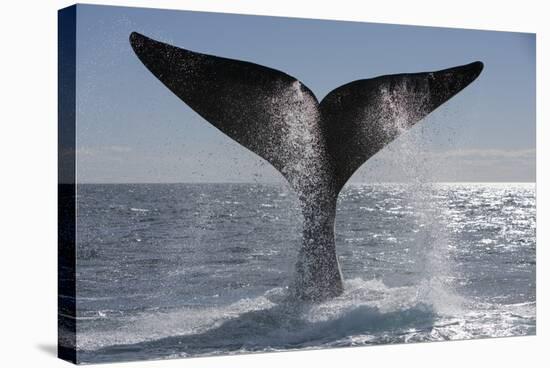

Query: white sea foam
75;275;532;354
130;207;149;212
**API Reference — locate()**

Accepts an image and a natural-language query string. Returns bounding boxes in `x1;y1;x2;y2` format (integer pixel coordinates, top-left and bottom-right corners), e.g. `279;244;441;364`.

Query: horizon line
68;181;536;185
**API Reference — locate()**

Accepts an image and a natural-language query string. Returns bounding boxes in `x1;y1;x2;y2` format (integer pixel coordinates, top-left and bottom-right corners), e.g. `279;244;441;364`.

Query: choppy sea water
72;183;535;363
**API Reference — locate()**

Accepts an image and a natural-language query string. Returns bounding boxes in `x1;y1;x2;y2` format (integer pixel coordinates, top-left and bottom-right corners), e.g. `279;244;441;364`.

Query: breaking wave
76;277;534;363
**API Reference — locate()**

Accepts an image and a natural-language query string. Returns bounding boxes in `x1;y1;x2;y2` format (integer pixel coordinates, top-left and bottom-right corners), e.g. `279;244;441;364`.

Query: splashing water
374;80;462;313
266;80;328;198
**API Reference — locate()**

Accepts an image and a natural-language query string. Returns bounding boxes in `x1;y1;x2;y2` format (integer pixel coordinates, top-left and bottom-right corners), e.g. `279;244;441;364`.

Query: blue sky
75;4;536;183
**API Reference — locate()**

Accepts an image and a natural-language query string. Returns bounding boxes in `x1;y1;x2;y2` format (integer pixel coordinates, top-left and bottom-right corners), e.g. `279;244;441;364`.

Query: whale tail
129;32;483;301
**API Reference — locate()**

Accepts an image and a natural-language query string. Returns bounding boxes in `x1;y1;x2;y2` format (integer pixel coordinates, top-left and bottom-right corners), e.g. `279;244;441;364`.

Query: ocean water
72;183;536;363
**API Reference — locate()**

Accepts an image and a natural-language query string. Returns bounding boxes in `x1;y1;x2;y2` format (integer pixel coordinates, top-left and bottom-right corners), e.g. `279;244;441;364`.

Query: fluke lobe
129;31;483;302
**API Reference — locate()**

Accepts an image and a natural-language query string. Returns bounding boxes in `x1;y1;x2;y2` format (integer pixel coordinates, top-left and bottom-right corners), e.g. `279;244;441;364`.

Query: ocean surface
72;183;536;363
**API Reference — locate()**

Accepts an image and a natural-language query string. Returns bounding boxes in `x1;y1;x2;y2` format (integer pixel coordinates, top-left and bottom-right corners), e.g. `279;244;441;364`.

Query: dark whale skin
130;32;483;301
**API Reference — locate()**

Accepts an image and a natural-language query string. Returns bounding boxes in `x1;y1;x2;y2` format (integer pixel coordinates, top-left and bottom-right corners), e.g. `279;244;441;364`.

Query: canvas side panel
58;4;77;364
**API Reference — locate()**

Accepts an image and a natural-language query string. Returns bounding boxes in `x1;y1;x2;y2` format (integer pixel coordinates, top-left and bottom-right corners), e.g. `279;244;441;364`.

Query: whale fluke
129;31;483;301
320;62;483;192
129;31;320;184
